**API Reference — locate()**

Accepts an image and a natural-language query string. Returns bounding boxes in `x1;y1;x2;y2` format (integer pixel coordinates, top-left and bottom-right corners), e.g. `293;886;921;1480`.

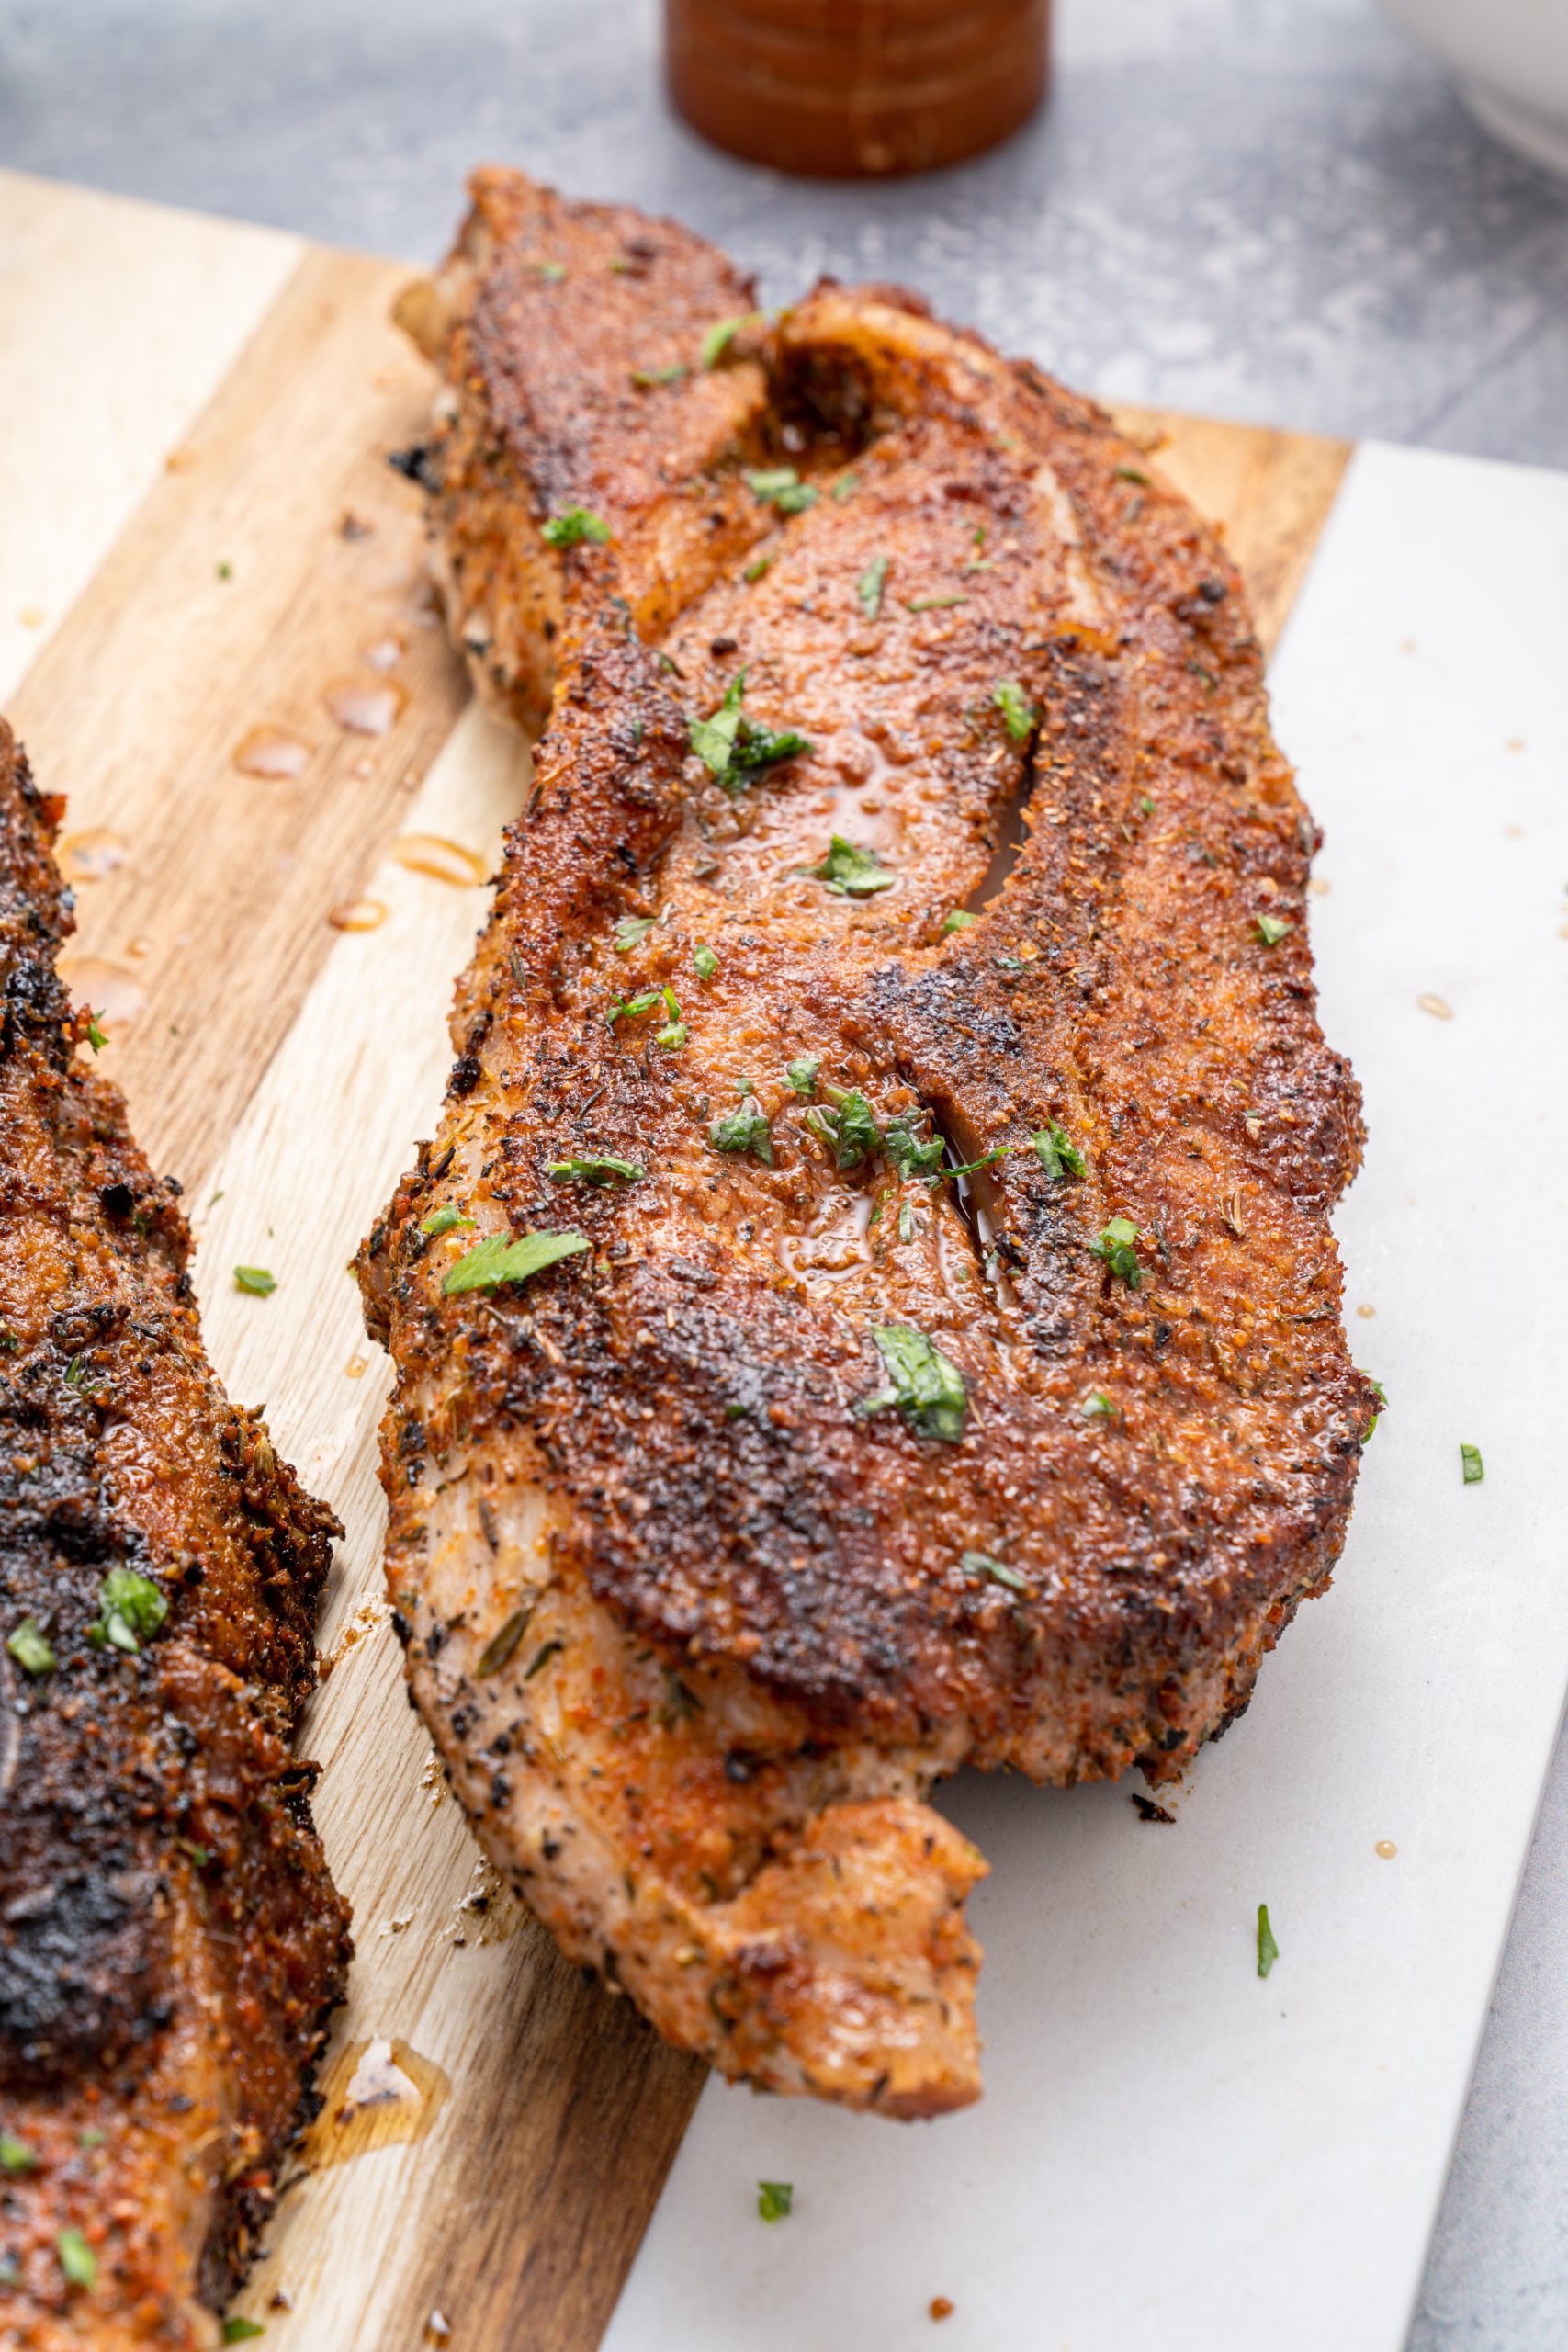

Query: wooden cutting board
0;168;1349;2352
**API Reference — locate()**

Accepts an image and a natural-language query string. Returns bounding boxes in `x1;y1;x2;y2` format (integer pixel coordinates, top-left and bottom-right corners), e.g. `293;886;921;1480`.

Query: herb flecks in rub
856;556;889;619
992;679;1036;741
441;1231;589;1296
477;1606;534;1679
690;670;813;797
1089;1218;1143;1288
744;466;818;516
941;909;976;935
857;1325;968;1443
809;835;896;898
961;1550;1027;1591
1255;912;1291;946
421;1204;475;1238
541;507;611;548
700;311;763;368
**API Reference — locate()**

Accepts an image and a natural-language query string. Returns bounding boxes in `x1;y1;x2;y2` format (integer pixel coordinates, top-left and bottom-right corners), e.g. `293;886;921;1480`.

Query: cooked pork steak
362;170;1375;2114
0;728;349;2346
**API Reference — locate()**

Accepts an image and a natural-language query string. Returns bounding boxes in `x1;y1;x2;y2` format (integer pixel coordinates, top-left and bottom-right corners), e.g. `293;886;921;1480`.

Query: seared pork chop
0;729;349;2346
361;170;1374;2114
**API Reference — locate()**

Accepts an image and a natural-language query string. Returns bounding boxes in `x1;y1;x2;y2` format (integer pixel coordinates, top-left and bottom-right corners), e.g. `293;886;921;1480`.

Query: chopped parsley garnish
757;2181;794;2222
785;1055;820;1097
0;2133;36;2176
856;556;889;620
831;472;860;503
222;2323;266;2344
77;2127;106;2150
57;2228;96;2290
992;679;1036;741
85;1010;108;1054
690;671;813;796
1255;912;1291;946
1256;1903;1280;1979
1081;1389;1116;1419
906;593;968;613
881;1114;946;1182
743;466;818;515
942;909;976;934
62;1354;98;1393
90;1568;169;1656
541;507;611;548
1364;1375;1388;1438
477;1606;534;1679
614;914;656;953
857;1324;967;1443
7;1618;55;1678
441;1230;589;1295
654;984;687;1048
940;1145;1014;1182
806;1089;879;1171
233;1265;276;1296
962;1550;1027;1591
709;1099;773;1166
1089;1217;1142;1288
547;1156;642;1185
897;1201;914;1242
809;835;895;898
700;311;763;368
1032;1122;1084;1181
1115;464;1151;487
630;362;688;388
1138;794;1156;815
742;554;772;585
420;1204;475;1238
606;988;663;1028
535;260;568;282
693;943;719;980
1461;1442;1484;1485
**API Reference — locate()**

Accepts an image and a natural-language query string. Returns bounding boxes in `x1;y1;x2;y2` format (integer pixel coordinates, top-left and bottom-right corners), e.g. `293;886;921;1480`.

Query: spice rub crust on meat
364;169;1377;2115
0;728;350;2347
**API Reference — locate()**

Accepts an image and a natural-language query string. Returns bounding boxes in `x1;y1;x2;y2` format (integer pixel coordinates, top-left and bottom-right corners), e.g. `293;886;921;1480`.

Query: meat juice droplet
391;834;488;887
327;895;388;933
60;958;147;1035
56;828;131;884
1375;1839;1397;1859
302;2037;449;2169
323;676;407;736
233;726;310;779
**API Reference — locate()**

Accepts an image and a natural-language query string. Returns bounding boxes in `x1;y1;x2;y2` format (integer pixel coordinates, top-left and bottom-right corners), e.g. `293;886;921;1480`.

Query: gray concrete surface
2;2;1567;2343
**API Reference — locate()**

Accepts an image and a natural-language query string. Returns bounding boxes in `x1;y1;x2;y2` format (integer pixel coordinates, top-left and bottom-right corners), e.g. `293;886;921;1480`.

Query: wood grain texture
0;175;1349;2352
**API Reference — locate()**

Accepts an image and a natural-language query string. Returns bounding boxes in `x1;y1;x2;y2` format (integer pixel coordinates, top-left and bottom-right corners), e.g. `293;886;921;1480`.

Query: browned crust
0;728;350;2346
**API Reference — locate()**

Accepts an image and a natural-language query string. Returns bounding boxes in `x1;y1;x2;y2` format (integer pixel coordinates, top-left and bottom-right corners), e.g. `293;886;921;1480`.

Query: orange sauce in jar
665;0;1050;178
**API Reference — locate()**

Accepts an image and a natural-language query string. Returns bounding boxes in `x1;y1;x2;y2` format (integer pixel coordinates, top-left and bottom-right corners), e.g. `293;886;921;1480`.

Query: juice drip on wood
57;827;131;883
60;957;147;1035
328;897;387;933
303;2037;449;2168
324;676;407;736
234;726;310;778
392;834;488;887
361;634;405;672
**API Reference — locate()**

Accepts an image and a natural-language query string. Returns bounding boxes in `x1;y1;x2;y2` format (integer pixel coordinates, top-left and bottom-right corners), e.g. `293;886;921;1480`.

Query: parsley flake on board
693;943;719;980
1255;912;1291;946
57;2229;96;2290
1256;1904;1280;1979
700;311;763;368
420;1204;475;1238
690;672;813;797
856;555;889;620
90;1568;169;1657
541;508;611;548
222;2324;267;2345
856;1324;968;1443
1461;1442;1484;1485
614;914;656;953
743;466;818;515
785;1055;821;1098
710;1099;774;1166
233;1266;276;1296
941;909;977;935
992;679;1036;741
961;1550;1027;1591
441;1231;589;1296
7;1618;55;1678
757;2181;794;2222
1032;1122;1085;1180
1089;1218;1143;1288
809;835;896;898
547;1156;642;1185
